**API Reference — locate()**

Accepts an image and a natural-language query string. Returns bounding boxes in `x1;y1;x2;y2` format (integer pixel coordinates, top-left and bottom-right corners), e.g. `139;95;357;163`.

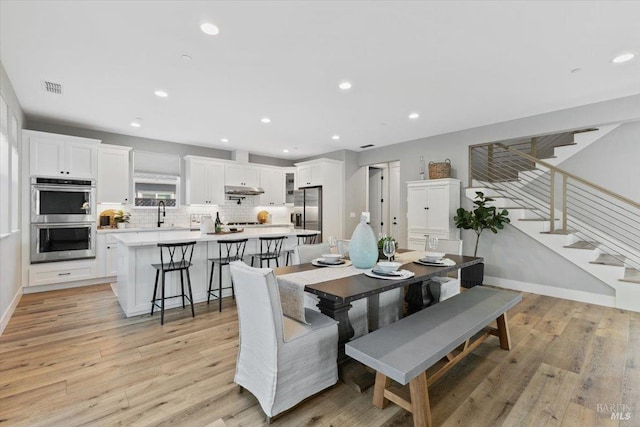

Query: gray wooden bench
345;286;522;427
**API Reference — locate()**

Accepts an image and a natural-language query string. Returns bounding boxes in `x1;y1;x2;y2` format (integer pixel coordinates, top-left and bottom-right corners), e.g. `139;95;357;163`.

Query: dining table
274;250;484;392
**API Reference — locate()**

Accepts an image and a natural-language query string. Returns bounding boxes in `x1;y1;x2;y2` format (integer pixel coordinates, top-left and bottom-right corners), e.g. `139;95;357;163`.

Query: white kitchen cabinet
98;144;131;204
259;168;285;206
296;163;323;188
184;156;225;205
28;259;97;287
406;179;461;250
225;163;259;187
26;130;99;178
96;233;119;277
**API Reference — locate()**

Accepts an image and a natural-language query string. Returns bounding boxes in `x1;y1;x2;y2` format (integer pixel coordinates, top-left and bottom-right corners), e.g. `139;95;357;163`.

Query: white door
426;185;450;235
368;167;384;238
407;185;428;233
388;162;401;239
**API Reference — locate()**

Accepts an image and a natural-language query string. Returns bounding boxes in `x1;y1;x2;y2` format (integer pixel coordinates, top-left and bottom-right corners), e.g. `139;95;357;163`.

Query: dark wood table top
274;254;483;303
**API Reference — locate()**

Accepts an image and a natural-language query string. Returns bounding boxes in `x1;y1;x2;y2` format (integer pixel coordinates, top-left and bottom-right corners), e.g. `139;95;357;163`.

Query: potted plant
454;192;510;287
113;209;131;229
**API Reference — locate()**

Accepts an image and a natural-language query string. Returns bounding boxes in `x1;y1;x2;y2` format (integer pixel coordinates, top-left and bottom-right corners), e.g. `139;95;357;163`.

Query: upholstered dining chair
229;261;338;422
293;243;369;338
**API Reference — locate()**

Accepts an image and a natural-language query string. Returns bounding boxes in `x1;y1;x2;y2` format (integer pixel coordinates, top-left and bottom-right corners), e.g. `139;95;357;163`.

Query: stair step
553;141;578;148
620;268;640;284
498;206;533;210
563;241;598;250
541;230;575;235
590;253;626;267
519;218;560;222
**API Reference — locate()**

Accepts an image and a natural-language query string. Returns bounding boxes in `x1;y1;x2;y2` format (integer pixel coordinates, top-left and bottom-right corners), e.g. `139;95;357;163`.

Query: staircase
467;125;640;312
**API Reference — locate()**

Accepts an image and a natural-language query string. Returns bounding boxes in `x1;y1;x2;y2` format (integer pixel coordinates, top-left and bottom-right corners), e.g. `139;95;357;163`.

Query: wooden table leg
496;312;512;350
317;297;354;363
409;372;432;427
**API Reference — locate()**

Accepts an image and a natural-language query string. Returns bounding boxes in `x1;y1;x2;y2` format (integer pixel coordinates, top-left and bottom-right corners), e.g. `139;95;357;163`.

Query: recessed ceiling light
154;90;168;98
339;81;352;90
332;135;340;140
261;117;271;123
611;53;635;63
221;138;229;143
201;23;220;36
409;113;420;119
283;149;289;153
130;121;141;128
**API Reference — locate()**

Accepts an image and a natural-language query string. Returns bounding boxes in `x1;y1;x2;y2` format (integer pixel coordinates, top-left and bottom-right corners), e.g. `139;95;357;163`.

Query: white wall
0;61;24;334
355;94;640;296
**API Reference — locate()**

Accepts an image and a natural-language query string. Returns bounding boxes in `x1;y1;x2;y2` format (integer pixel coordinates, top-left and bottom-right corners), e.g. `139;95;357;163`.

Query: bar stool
207;238;248;312
284;233;319;266
251;236;286;268
150;241;196;325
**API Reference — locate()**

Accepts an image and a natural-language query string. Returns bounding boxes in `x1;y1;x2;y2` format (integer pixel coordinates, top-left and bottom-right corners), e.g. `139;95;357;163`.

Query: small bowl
321;254;343;264
375;261;402;273
423;251;445;262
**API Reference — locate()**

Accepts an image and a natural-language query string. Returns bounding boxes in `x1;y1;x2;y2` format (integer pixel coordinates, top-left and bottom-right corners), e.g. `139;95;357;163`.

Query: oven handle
32;184;94;192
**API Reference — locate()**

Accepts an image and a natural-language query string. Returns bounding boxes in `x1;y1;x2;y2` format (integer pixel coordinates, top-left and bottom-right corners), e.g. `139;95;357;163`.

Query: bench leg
373;372;390;409
409;372;432;427
496;312;512;350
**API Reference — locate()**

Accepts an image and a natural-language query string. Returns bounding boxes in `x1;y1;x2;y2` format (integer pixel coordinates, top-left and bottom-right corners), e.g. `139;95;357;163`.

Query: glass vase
349;214;378;269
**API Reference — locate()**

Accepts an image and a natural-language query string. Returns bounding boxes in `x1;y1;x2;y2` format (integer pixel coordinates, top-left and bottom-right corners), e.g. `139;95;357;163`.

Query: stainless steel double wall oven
30;177;96;263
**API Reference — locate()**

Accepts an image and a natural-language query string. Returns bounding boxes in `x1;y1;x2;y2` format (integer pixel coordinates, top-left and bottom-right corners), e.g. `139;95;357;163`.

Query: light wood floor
1;284;638;426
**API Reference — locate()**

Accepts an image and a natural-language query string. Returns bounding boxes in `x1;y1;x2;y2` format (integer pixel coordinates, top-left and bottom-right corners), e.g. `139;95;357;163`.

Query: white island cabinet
114;228;319;317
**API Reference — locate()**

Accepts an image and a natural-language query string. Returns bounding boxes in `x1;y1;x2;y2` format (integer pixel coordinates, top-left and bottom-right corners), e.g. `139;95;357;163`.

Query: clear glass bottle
419;155;426;180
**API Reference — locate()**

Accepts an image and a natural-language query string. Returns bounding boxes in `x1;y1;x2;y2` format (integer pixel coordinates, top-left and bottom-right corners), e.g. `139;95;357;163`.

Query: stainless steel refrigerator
293;186;322;241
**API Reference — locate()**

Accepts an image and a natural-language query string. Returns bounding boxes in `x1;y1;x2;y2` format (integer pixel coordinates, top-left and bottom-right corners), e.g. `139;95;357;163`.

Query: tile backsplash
99;196;292;228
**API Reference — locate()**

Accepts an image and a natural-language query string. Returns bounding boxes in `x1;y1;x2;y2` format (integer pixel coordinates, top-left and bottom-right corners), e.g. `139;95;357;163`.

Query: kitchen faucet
157;200;166;227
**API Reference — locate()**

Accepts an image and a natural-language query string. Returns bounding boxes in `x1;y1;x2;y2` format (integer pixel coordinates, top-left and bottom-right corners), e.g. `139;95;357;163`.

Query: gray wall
0;61;25;333
354;94;640;296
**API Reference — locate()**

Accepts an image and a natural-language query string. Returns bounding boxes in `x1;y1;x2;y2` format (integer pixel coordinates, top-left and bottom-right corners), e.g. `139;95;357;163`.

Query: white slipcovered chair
293;243;369;338
428;238;463;302
229;261;338;421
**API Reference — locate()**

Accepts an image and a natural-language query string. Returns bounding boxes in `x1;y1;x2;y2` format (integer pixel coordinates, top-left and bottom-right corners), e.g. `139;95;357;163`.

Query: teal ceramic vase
349;214;378;269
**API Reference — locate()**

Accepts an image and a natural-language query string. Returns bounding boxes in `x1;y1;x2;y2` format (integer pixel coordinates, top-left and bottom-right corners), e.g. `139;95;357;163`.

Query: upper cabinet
97;144;131;204
26;130;99;178
184;156;225;205
225;163;259;187
259;168;285;206
296;162;323;188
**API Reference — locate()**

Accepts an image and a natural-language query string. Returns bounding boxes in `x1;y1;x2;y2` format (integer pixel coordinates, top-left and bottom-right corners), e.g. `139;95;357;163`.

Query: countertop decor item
428;158;451;179
349;214;378;269
257;210;270;224
114;210;131;229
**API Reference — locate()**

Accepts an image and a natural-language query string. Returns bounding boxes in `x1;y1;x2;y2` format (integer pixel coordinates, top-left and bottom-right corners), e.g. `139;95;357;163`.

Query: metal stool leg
160;271;166;325
151;270;159;316
180;270;186;308
185;268;195;318
207;261;215;304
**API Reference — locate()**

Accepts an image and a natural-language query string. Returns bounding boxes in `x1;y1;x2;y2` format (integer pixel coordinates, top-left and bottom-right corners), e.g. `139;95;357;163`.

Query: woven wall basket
428;159;451;179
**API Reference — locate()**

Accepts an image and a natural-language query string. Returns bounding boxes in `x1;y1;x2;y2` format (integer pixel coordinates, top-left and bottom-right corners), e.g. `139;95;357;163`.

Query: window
0;95;9;236
10;114;19;231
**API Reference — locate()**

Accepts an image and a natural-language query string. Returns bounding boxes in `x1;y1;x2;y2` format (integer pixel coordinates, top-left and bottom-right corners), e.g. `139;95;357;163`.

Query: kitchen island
114;227;320;317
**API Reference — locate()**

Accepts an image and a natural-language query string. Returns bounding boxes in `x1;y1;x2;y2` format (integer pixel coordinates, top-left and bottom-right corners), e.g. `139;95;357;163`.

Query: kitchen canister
349;214;378;269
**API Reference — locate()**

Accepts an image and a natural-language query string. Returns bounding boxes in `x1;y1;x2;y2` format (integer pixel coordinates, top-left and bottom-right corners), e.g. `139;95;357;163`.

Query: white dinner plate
312;258;353;268
414;258;456;267
364;269;415;280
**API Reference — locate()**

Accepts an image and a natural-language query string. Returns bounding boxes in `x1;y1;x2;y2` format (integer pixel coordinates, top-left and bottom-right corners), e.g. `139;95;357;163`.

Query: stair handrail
495;143;640;209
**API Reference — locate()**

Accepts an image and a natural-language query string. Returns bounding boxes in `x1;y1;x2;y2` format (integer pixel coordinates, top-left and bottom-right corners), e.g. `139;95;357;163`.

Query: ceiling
1;1;639;159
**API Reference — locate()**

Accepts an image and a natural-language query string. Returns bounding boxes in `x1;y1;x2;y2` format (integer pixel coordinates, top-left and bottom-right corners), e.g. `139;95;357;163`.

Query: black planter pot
461;262;484;288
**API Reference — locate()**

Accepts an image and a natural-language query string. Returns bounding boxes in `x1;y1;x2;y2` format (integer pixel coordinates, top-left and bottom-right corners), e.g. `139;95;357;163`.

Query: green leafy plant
377;236;396;249
113;209;131;223
454;192;510;257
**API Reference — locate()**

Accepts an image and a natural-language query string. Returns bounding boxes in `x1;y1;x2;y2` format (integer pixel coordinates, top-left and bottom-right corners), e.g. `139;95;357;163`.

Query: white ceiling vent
42;81;63;94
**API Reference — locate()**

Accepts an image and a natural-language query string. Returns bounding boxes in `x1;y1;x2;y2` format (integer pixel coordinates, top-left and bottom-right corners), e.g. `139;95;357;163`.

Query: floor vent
359;144;375;149
42;81;63;94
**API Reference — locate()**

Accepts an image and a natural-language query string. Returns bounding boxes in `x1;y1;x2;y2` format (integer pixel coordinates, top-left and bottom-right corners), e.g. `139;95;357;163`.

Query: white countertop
98;223;293;234
113;227;319;247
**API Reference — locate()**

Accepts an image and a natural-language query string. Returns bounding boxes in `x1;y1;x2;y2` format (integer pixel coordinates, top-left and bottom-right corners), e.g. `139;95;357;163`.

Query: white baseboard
484;276;616;308
0;287;23;335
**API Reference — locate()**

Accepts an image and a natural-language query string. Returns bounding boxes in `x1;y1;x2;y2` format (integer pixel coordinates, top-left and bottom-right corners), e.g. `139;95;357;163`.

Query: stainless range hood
225;185;265;196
